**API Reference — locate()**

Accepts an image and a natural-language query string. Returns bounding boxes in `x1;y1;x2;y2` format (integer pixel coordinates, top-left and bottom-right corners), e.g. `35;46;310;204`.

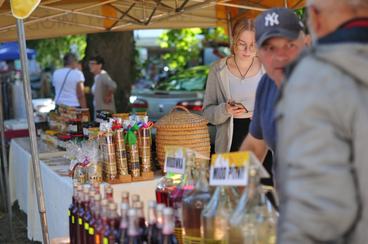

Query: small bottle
119;202;129;243
162;207;178;244
83;189;96;244
134;201;147;242
146;201;159;244
121;191;130;205
69;183;81;244
105;184;114;201
103;202;119;244
131;194;140;206
95;199;109;244
125;208;143;244
88;194;101;244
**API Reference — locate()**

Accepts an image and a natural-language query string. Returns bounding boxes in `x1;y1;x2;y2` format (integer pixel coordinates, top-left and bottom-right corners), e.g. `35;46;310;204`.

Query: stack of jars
113;129;129;177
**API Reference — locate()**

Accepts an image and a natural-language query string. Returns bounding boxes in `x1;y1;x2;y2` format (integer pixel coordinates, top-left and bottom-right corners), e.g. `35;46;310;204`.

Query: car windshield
154;66;209;91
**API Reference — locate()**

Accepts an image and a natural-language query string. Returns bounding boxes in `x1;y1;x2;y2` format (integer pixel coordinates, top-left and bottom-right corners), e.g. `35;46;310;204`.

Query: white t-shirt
52;67;85;107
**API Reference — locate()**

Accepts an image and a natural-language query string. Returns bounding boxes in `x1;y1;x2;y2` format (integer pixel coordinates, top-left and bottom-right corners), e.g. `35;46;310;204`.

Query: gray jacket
276;43;368;243
203;58;233;153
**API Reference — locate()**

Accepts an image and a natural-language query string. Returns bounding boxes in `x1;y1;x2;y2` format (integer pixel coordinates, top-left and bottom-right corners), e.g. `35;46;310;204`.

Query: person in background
239;8;305;180
276;0;368;243
52;53;86;108
203;19;263;153
89;56;117;115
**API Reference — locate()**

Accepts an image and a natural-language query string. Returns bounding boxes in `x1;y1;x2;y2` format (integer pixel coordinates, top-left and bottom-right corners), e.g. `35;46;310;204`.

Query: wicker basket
154;106;210;170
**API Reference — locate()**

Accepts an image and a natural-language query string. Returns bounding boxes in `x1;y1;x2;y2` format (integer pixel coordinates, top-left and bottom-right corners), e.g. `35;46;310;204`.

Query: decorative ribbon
124;124;139;145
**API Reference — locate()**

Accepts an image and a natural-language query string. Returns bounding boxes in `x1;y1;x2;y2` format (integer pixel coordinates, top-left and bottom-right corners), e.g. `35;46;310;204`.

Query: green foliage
27;35;86;69
159;27;228;72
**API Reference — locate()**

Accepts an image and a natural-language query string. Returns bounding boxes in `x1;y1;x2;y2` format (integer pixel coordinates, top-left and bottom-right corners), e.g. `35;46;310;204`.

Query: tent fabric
0;42;36;61
0;0;305;42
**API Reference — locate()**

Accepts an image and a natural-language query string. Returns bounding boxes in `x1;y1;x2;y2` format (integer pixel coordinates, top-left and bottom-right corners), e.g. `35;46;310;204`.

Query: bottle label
103;237;109;244
95;235;101;244
78;217;83;225
84;222;89;230
72;216;75;224
164;146;189;174
68;210;70;216
89;227;94;235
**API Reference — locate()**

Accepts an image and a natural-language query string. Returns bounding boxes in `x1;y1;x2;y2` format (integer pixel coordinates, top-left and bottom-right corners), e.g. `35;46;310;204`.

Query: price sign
164;146;190;174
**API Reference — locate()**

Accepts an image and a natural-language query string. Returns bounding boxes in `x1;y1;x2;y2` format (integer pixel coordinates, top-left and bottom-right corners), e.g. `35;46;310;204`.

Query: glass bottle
104;202;119;244
155;203;165;243
229;165;277;244
124;208;143;244
121;191;130;205
182;159;211;242
95;199;109;244
119;202;129;243
134;201;147;242
201;186;240;243
162;207;179;244
146;201;159;244
69;183;80;244
78;185;90;244
83;189;96;244
88;194;101;244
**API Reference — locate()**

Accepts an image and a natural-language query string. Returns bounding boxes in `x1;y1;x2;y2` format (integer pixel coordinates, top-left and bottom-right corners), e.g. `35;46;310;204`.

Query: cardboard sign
164;146;192;174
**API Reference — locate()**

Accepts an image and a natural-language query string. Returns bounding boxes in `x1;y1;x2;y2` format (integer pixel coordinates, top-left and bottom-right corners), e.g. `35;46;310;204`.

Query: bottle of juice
103;202;119;244
69;183;80;244
88;194;101;244
94;199;109;244
83;189;96;244
119;202;129;243
78;185;90;244
182;160;211;242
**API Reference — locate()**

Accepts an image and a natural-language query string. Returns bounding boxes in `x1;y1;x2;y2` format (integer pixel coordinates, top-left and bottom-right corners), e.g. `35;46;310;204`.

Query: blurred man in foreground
276;0;368;243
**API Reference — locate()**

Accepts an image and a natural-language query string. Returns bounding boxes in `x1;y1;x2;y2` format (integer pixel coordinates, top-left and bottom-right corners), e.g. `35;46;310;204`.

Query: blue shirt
249;74;279;153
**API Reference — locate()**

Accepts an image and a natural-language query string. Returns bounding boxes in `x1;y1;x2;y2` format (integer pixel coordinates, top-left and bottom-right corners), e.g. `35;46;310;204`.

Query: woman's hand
226;102;247;116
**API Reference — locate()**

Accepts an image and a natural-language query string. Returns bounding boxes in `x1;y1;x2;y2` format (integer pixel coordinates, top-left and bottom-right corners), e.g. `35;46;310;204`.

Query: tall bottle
201;187;240;243
134;201;147;242
95;199;109;244
146;201;159;244
125;208;143;244
119;202;130;243
162;207;178;244
78;185;90;244
182;159;211;242
83;189;95;244
88;194;101;244
104;202;119;244
155;203;165;243
229;165;277;244
69;183;80;244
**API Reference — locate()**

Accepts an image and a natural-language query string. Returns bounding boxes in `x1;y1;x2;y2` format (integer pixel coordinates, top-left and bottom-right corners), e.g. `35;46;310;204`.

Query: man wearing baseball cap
239;8;305;181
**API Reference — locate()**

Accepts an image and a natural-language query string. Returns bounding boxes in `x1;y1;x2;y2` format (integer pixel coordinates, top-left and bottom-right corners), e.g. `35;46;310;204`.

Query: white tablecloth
9;138;159;242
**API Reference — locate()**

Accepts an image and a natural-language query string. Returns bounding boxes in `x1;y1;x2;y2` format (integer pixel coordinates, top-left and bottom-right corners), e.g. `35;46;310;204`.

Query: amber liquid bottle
146;201;159;244
103;202;119;244
162;207;179;244
94;199;109;244
88;194;101;244
182;160;211;242
69;183;81;244
119;202;129;243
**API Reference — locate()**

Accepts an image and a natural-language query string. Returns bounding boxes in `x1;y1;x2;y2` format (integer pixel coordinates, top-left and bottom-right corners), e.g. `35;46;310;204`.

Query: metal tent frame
0;1;305;243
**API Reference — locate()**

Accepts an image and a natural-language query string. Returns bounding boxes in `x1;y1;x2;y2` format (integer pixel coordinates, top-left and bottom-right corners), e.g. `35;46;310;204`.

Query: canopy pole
15;19;50;244
0;80;13;240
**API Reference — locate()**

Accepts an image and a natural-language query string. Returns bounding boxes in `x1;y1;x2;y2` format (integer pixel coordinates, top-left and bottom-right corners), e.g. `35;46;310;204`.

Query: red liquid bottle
146;201;160;244
162;207;179;244
133;201;147;242
77;186;90;244
94;199;109;244
119;202;129;243
83;189;96;244
103;202;119;244
69;183;81;244
124;208;143;244
156;176;175;207
88;194;101;244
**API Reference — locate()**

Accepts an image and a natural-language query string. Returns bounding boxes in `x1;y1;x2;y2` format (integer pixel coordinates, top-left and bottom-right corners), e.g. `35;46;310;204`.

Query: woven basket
154;106;210;170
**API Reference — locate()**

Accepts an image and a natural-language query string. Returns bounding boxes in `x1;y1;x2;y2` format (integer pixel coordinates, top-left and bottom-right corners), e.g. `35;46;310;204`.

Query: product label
78;217;83;225
84;222;89;230
89;227;94;235
95;235;101;244
210;151;269;186
103;237;109;244
68;210;70;216
72;216;75;224
164;146;191;174
68;124;78;133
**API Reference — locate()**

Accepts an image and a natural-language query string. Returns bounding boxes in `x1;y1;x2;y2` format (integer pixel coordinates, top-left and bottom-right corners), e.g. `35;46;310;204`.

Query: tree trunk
83;31;134;114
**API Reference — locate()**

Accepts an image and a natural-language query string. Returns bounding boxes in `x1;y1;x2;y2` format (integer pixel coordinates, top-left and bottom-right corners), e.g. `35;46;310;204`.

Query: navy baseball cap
255;8;304;47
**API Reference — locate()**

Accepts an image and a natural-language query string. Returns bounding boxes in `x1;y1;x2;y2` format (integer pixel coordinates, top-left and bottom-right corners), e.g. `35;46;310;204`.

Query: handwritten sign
164;146;191;174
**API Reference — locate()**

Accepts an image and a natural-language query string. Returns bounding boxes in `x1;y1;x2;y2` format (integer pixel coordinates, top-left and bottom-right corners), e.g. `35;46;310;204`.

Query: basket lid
154;106;208;129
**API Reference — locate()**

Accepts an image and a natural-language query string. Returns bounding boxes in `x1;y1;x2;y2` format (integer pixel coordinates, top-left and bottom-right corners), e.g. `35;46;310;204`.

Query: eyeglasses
89;61;98;65
236;41;256;52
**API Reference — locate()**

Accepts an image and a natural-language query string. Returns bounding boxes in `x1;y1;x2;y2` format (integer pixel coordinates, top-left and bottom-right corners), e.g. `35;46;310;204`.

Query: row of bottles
155;153;277;243
68;182;178;244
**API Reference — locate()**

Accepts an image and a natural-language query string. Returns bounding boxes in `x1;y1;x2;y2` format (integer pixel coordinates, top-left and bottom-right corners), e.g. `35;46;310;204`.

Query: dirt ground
0;201;41;244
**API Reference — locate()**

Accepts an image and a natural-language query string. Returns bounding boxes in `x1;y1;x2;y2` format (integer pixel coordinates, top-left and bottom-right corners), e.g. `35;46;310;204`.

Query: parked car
129;65;209;121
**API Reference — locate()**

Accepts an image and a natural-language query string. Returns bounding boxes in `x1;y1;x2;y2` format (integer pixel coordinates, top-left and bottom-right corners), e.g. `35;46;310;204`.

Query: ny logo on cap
265;12;279;27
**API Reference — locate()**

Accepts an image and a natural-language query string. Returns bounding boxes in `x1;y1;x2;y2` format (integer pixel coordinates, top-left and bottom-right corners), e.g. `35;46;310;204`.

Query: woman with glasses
203;19;263;153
